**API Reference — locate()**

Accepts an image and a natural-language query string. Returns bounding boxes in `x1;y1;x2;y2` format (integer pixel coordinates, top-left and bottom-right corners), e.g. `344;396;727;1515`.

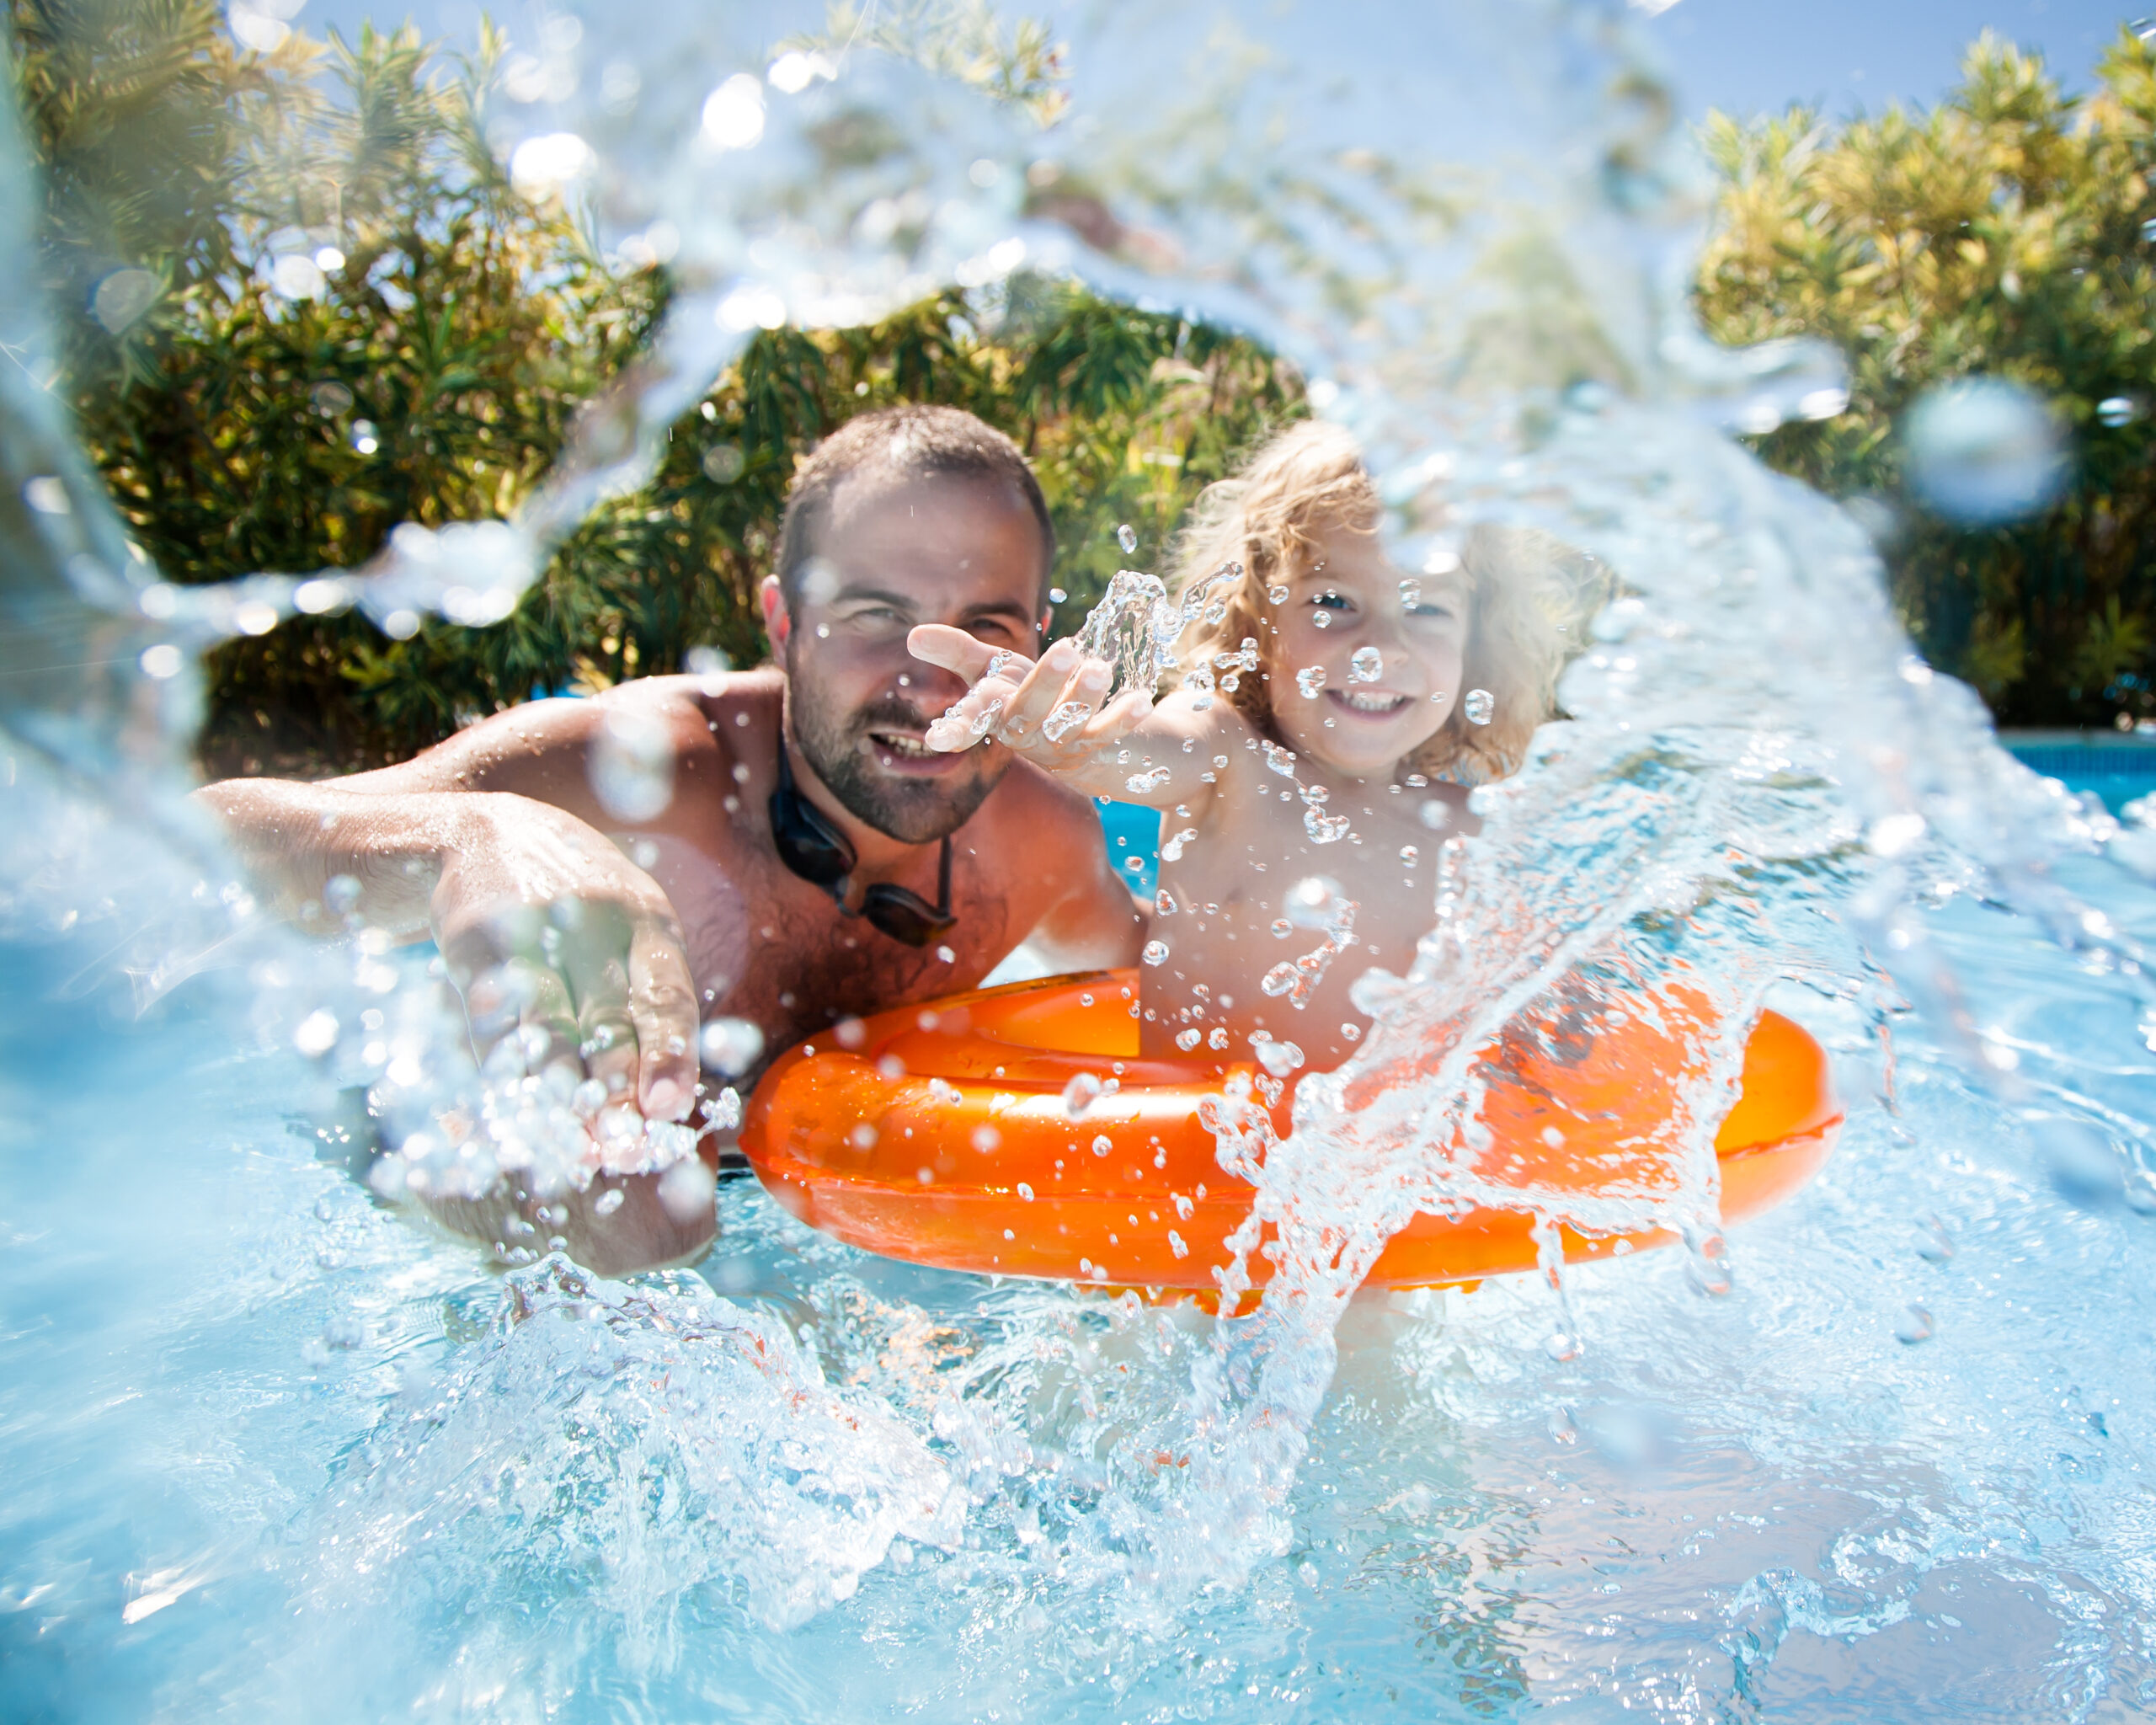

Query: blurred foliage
13;2;1299;773
1696;27;2156;728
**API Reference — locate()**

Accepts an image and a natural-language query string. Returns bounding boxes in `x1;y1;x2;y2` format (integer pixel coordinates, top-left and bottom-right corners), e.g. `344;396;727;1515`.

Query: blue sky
1641;0;2139;118
302;0;2140;121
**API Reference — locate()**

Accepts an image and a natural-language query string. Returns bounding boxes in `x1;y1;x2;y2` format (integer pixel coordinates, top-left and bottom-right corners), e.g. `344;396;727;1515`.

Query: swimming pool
8;0;2156;1717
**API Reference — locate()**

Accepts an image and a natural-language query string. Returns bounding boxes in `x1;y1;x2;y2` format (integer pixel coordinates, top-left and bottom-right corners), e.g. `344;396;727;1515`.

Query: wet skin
203;475;1145;1272
912;521;1478;1073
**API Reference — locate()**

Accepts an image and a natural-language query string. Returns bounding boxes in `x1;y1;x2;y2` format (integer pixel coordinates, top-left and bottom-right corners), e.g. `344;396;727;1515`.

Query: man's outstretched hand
431;798;702;1131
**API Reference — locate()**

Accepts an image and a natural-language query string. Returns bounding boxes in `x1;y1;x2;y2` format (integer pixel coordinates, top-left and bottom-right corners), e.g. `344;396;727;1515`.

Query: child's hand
908;626;1153;769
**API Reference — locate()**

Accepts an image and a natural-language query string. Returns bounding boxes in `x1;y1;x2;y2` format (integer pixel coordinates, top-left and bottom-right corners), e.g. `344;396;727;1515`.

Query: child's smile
1268;524;1467;778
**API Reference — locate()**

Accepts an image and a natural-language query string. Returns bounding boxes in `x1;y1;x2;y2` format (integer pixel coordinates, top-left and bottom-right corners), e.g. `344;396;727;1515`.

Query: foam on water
8;0;2156;1717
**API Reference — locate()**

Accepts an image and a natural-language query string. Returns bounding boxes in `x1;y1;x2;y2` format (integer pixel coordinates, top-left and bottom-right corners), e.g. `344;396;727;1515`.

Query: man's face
782;473;1047;843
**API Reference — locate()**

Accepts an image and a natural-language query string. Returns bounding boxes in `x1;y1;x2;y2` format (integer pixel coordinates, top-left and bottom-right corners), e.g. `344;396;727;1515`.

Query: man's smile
866;725;969;774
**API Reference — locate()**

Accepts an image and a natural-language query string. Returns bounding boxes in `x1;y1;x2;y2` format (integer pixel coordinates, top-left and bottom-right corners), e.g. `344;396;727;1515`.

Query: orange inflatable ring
740;969;1840;1295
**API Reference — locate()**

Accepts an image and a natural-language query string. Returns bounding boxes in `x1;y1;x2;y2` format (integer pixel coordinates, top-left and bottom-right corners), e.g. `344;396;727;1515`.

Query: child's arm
909;626;1239;811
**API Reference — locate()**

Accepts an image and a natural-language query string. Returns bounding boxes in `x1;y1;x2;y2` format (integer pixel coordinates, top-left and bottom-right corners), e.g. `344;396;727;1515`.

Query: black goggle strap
771;738;856;887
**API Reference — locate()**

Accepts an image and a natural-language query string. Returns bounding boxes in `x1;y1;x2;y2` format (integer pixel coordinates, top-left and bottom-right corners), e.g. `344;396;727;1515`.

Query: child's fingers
1075;686;1155;756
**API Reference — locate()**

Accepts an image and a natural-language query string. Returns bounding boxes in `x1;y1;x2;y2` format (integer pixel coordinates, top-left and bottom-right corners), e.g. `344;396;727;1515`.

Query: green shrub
1695;28;2156;727
13;3;1300;774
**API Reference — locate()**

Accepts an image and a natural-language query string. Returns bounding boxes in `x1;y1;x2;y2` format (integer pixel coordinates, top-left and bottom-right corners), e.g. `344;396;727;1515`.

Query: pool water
2002;739;2156;817
10;0;2156;1717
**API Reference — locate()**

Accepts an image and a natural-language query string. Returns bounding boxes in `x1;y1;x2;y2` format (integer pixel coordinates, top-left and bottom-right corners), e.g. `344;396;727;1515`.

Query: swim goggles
769;741;957;948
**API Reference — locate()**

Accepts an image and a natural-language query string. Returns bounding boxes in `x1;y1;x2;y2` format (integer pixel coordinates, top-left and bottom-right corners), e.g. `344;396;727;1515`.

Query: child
911;421;1575;1074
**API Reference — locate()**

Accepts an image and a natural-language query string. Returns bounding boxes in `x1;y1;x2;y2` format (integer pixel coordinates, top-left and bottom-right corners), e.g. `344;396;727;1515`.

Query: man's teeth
1339;690;1407;713
876;733;934;758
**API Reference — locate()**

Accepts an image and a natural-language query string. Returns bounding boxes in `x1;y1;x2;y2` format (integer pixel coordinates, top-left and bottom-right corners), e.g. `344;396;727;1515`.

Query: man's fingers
626;924;701;1121
906;622;995;679
574;957;642;1104
510;959;583;1078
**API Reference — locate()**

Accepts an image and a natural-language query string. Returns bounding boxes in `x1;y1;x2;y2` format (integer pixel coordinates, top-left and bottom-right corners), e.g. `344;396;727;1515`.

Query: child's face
1266;522;1468;777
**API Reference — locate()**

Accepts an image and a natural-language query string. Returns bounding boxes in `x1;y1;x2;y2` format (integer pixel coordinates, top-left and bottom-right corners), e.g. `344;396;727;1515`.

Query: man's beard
787;665;1003;844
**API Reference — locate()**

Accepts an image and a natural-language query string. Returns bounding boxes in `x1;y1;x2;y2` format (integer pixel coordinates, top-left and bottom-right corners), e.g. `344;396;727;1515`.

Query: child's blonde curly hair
1170;420;1591;784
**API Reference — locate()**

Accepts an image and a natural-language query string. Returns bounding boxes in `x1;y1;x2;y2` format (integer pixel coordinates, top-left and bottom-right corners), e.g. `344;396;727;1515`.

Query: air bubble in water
1061;1071;1103;1117
1296;666;1326;698
1902;377;2068;526
1118;522;1139;554
1142;939;1169;965
1463;688;1495;726
1350;646;1383;682
698;1017;766;1076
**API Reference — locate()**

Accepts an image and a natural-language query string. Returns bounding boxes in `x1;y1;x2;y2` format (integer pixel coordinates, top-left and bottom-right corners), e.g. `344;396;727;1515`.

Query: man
205;405;1146;1272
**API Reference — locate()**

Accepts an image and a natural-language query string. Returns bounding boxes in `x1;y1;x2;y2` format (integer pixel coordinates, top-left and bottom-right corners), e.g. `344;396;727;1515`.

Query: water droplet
590;710;676;820
1463;688;1495;726
1312;611;1331;629
1118;522;1139;554
1894;1305;1935;1344
1902;377;2068;526
1397;578;1421;606
1061;1071;1104;1117
1418;799;1451;830
349;419;379;456
1142;939;1169;965
2098;396;2141;429
1091;1134;1113;1156
1251;1036;1304;1076
1350;646;1383;683
1016;1181;1034;1202
1175;1028;1203;1050
1543;1332;1582;1362
1399;845;1418;865
1267;584;1289;604
1262;740;1299;777
1043;700;1091;742
1283;875;1345;928
1125;766;1171;793
2143;216;2156;243
697;1017;766;1076
1260;965;1299;998
1296;666;1326;698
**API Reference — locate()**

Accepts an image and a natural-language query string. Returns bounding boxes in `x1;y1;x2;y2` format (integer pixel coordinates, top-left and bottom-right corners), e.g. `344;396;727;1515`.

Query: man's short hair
775;404;1056;608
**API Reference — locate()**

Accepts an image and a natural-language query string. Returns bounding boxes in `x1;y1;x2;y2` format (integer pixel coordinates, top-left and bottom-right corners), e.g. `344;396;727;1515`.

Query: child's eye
1406;601;1457;622
1312;590;1352;611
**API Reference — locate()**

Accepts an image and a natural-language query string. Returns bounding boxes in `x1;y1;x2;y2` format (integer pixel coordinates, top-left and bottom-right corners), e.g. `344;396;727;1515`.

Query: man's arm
195;689;718;1272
